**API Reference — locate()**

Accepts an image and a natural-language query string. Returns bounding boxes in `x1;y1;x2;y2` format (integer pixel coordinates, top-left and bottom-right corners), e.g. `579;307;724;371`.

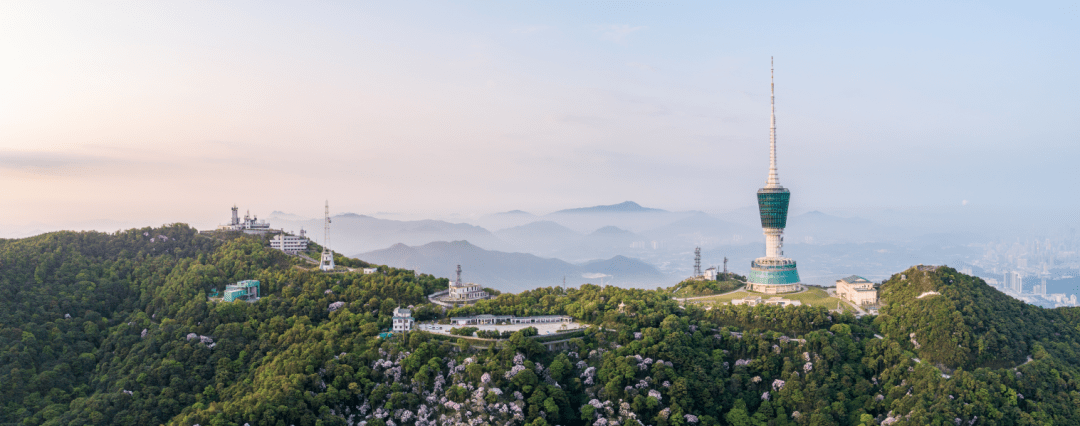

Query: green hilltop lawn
3;227;1080;425
682;287;855;313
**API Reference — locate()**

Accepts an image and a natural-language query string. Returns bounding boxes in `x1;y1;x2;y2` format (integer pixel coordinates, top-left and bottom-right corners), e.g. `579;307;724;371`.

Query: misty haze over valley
258;201;1080;305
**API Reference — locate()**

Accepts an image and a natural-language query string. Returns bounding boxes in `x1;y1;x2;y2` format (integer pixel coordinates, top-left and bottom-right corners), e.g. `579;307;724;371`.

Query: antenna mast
694;247;702;277
319;200;335;271
766;56;780;188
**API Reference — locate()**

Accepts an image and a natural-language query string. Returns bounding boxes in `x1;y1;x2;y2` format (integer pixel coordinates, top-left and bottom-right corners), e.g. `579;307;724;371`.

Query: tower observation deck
747;58;802;294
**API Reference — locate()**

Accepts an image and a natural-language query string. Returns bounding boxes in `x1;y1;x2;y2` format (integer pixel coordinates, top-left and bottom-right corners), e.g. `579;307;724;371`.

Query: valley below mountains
358;240;666;292
268;201;1000;290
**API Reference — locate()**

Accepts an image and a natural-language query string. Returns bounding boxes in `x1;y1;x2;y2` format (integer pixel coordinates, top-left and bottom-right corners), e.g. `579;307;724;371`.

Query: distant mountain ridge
590;226;633;235
268;213;508;255
548;201;666;215
356;240;667;292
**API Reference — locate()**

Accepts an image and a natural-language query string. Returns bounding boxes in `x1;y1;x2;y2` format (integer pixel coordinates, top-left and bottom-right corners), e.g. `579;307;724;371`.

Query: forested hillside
2;228;1080;425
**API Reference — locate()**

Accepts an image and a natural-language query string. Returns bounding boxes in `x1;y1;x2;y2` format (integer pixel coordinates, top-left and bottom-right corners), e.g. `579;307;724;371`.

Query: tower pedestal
747;257;801;294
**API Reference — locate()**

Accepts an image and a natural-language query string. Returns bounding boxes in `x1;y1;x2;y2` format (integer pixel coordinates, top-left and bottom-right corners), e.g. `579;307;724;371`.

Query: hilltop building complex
836;275;878;306
217;205;272;234
270;229;309;254
746;59;802;294
221;280;260;302
448;314;572;326
447;265;489;302
429;265;491;307
732;295;802;307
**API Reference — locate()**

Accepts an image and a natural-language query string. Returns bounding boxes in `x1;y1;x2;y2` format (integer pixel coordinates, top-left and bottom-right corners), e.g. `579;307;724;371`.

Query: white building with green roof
836;275;878;306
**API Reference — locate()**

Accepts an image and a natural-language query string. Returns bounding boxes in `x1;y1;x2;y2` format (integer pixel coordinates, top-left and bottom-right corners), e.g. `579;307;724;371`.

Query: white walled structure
217;205;272;234
392;307;414;332
836;275;878;306
446;265;489;302
270;229;308;254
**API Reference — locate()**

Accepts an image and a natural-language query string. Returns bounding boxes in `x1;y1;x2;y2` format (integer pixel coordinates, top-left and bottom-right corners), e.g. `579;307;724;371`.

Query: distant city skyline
1;2;1077;235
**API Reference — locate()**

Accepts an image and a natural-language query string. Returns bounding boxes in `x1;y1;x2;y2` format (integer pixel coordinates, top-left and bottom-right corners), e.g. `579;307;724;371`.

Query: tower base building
747;258;801;294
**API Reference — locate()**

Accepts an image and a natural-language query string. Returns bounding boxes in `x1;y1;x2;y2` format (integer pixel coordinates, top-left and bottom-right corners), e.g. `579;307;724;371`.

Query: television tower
319;200;335;271
747;57;801;293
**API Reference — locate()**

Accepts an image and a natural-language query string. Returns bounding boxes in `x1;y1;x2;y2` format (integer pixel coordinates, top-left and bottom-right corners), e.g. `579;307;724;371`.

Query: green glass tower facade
757;187;790;229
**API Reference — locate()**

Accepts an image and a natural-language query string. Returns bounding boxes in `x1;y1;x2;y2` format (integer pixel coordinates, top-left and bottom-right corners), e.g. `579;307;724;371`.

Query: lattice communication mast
319;200;335;271
694;247;702;277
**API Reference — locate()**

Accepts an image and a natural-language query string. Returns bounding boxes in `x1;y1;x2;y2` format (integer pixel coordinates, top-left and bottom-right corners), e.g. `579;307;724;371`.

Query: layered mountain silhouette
548;201;666;215
641;212;755;246
356;240;667;292
784;210;903;244
494;221;583;256
539;201;685;233
476;210;539;231
268;213;508;255
268;202;929;287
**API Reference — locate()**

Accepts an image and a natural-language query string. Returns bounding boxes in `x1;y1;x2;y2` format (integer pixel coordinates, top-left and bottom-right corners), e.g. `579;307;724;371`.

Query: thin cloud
597;24;646;43
512;25;551;34
626;62;657;72
0;151;126;177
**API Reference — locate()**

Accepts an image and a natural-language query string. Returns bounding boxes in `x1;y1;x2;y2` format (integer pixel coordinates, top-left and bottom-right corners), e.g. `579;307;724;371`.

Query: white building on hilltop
732;295;802;307
447;265;489;302
217;205;272;234
392;307;414;332
836;275;878;306
270;229;308;254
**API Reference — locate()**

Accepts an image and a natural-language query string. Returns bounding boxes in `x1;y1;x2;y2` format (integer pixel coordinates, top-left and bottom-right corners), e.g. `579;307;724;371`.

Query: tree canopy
2;228;1079;425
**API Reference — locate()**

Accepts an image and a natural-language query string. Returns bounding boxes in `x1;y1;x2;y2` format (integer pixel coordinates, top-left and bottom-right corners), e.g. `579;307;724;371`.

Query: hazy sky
1;1;1077;233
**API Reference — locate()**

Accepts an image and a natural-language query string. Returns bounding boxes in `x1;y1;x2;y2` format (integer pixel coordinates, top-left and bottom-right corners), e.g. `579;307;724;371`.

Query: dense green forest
2;226;1080;425
668;275;744;298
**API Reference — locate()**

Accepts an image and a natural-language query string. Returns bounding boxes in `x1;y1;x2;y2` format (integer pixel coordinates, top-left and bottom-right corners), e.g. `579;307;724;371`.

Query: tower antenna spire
767;56;781;188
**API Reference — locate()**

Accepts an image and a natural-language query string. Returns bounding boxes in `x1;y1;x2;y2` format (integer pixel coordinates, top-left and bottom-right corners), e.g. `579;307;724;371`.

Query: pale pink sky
2;1;1077;235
